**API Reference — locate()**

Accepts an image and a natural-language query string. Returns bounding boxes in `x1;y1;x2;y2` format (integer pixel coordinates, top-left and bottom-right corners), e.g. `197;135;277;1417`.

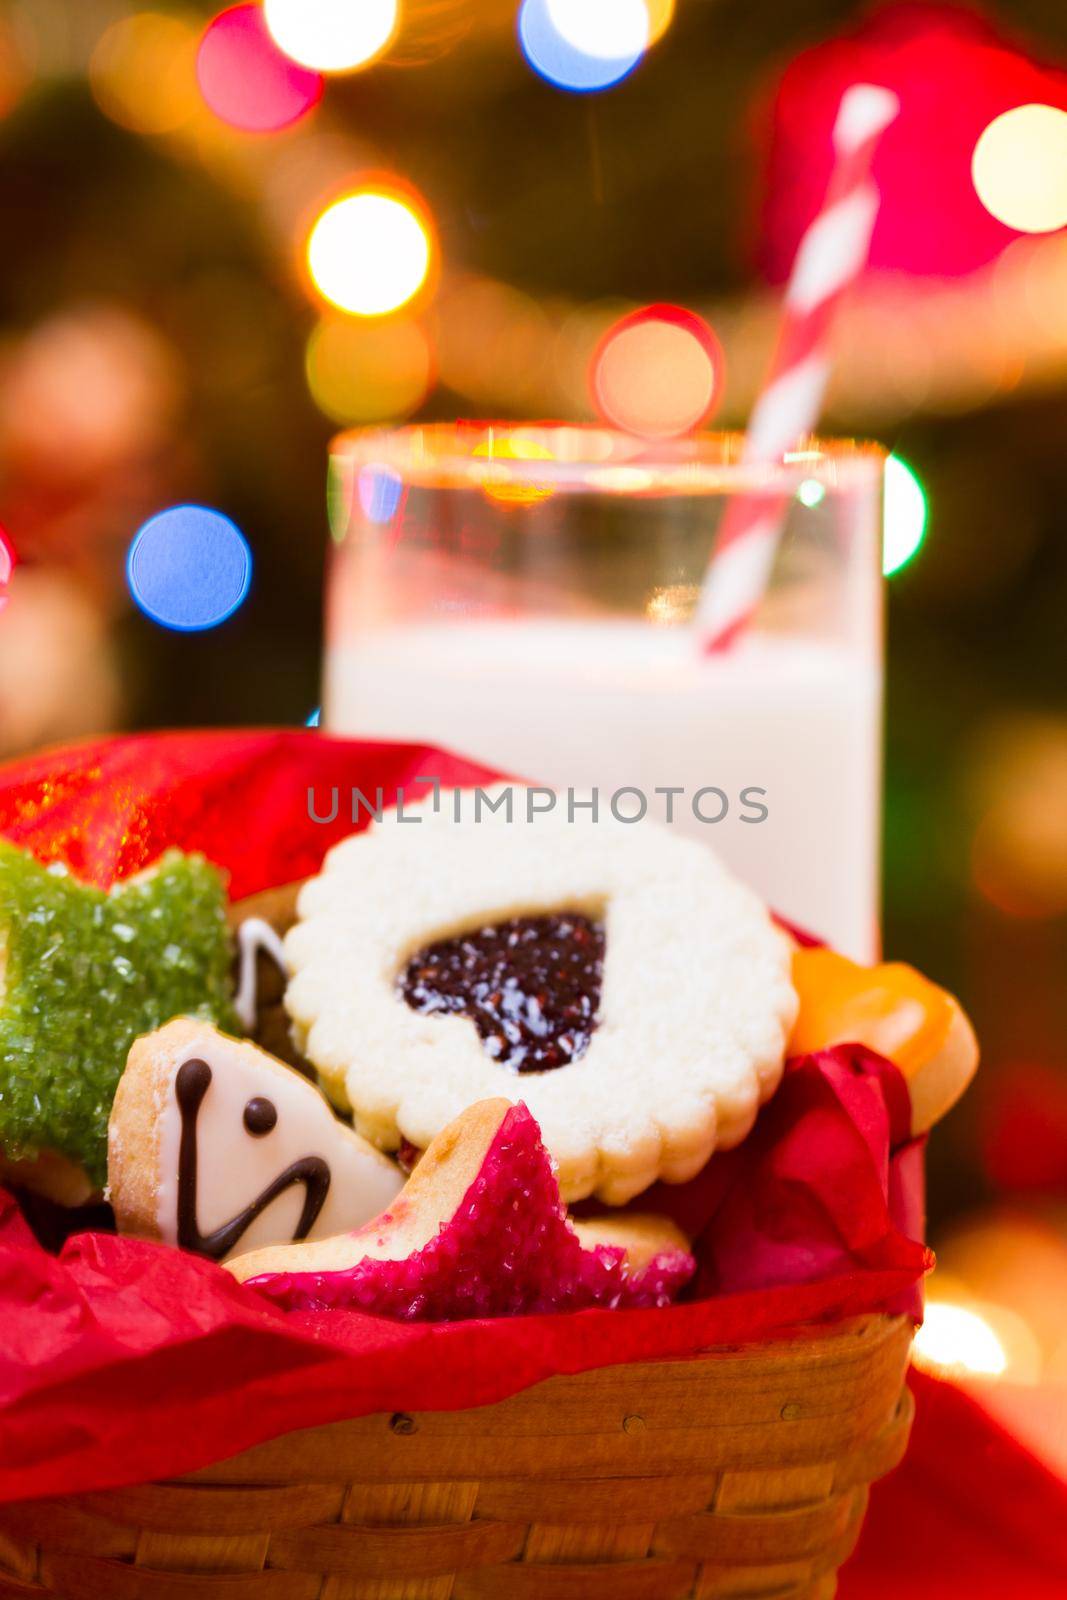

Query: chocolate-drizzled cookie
108;1018;403;1262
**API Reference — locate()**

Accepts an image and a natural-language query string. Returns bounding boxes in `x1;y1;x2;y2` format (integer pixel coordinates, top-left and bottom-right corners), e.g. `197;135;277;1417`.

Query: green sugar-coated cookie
0;842;236;1188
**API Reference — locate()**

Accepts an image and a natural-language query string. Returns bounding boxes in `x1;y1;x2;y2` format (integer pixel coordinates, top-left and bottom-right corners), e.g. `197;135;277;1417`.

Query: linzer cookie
284;789;798;1204
228;1098;697;1318
108;1018;403;1261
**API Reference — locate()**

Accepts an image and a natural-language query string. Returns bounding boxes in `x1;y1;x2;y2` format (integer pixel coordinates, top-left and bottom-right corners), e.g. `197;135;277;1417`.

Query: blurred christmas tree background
3;0;1067;1357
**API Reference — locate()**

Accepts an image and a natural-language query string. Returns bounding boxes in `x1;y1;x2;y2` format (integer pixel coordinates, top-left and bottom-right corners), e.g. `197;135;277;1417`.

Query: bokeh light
937;1217;1067;1383
912;1300;1008;1379
0;526;15;615
306;190;432;316
90;13;200;137
797;478;826;508
0;15;31;123
127;505;252;631
968;717;1067;919
0;571;121;760
358;465;405;525
546;0;649;60
762;9;1067;280
305;315;432;424
644;0;675;46
519;0;646;93
0;306;181;481
882;455;927;576
978;1066;1067;1192
306;707;321;727
473;435;556;507
436;276;553;407
592;305;723;437
973;105;1067;235
264;0;398;73
197;4;323;134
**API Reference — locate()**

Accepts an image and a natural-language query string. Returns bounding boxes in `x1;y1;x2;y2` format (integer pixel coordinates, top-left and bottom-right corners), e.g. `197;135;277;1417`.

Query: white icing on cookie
284;789;798;1205
109;1018;403;1260
234;916;290;1032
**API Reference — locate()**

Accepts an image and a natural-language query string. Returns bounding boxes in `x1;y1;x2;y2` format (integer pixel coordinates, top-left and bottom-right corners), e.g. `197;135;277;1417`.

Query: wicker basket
0;1316;912;1600
0;888;916;1600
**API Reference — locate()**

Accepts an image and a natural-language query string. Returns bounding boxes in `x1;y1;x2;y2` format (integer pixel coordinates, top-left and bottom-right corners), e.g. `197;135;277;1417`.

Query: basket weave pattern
0;1315;912;1600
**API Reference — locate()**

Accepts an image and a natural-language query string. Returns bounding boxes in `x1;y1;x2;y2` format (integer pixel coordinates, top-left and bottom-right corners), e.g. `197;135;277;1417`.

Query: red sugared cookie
227;1098;696;1319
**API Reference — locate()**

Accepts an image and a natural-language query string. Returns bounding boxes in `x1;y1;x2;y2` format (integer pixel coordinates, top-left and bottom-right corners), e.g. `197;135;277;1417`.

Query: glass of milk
323;423;884;959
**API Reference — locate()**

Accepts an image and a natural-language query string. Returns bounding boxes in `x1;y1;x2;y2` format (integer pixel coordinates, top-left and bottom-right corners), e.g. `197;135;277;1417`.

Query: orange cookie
790;947;978;1134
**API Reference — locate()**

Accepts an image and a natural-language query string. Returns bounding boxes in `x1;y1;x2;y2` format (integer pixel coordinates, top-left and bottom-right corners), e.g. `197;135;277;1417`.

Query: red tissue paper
0;731;930;1504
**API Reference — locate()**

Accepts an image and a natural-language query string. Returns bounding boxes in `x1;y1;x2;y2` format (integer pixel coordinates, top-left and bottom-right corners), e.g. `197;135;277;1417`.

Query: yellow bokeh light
306;315;432;424
973;104;1067;235
473;435;555;507
306;190;432;317
264;0;398;73
89;12;200;137
645;0;675;46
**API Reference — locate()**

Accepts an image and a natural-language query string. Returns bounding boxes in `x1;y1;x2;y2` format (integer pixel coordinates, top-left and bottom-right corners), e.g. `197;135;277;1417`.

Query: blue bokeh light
306;707;321;727
357;464;405;526
127;505;252;631
518;0;645;93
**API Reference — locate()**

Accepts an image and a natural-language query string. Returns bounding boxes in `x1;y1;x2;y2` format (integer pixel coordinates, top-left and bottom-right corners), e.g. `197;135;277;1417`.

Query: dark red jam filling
400;912;605;1073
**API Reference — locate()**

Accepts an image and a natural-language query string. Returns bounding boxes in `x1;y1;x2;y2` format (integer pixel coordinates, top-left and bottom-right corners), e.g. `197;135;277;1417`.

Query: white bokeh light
264;0;398;73
307;192;431;317
545;0;650;61
913;1302;1008;1378
973;104;1067;235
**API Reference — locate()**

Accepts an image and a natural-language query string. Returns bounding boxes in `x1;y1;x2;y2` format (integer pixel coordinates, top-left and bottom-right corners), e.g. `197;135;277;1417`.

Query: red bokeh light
0;526;15;614
197;3;323;134
979;1064;1067;1195
591;304;725;437
759;4;1067;280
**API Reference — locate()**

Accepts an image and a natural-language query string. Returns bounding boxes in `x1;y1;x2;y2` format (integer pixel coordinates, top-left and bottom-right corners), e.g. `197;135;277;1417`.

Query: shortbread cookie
228;1098;696;1318
284;790;798;1204
0;842;235;1189
109;1018;403;1261
789;946;979;1134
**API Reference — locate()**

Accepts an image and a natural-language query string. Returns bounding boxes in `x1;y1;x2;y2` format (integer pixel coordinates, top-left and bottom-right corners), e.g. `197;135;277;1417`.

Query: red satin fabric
843;1368;1067;1598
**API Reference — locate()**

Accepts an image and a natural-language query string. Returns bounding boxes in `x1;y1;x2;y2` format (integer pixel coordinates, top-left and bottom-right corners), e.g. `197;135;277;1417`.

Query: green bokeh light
883;454;928;576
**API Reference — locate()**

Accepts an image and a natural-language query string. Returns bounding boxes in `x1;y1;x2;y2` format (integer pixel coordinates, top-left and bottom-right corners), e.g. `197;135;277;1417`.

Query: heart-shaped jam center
400;913;605;1073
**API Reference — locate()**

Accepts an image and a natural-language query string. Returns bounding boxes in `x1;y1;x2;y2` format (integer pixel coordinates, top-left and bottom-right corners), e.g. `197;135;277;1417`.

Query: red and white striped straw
693;83;899;652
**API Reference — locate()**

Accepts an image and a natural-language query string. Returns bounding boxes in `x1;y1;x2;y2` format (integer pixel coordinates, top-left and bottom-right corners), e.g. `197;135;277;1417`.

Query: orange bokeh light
591;304;724;438
306;314;433;423
90;13;201;137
